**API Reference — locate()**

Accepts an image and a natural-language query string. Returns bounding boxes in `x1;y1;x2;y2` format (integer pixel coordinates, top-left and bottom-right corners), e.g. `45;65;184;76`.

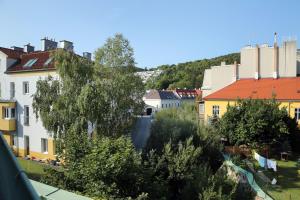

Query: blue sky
0;0;299;68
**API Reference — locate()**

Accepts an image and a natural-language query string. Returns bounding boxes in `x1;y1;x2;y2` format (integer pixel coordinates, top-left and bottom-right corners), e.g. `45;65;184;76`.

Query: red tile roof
6;51;55;73
0;47;24;59
204;78;300;101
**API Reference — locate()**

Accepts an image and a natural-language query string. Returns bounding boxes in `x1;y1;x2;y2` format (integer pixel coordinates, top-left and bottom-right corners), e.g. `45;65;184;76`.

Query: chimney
41;37;58;51
24;43;35;53
83;52;92;60
11;46;23;52
59;40;73;52
273;32;278;79
254;44;260;79
233;61;238;82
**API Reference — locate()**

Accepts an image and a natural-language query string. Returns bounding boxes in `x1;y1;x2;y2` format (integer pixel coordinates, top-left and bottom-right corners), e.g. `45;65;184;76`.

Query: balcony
0;100;16;131
0;118;16;131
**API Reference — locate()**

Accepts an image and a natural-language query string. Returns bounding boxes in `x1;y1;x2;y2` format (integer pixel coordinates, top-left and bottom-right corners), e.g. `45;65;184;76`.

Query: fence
223;154;273;200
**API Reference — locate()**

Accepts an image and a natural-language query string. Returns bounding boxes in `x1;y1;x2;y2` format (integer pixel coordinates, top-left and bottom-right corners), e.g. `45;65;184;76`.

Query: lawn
17;158;46;181
254;159;300;200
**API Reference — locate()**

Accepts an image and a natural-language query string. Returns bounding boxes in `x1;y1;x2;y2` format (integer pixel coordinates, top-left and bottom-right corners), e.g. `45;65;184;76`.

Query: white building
143;90;181;115
0;38;90;160
202;34;300;98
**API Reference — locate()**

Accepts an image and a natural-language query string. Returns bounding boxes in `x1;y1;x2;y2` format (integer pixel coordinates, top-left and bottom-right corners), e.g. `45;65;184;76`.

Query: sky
0;0;299;68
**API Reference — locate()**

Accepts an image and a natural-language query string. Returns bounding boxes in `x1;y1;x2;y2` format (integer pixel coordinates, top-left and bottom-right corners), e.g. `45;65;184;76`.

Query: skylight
44;58;53;66
24;58;38;67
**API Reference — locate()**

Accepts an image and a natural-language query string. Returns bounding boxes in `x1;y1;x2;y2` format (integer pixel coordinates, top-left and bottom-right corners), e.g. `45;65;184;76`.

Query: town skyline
1;0;300;67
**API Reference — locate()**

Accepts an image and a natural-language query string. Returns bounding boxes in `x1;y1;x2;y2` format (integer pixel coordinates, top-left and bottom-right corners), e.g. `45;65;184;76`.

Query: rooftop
204;77;300;101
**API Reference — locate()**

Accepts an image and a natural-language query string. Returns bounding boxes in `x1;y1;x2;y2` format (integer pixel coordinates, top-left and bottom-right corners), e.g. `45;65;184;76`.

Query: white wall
0;55;58;154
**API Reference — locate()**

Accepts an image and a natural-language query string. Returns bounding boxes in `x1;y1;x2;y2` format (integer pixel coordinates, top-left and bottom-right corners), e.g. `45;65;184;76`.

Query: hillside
145;53;240;89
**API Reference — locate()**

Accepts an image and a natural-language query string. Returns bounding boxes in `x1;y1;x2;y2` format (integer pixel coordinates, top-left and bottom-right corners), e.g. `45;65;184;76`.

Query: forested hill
145;53;240;90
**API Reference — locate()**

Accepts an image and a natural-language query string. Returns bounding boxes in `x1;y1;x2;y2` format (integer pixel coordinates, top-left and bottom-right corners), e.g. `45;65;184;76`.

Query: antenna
274;32;278;44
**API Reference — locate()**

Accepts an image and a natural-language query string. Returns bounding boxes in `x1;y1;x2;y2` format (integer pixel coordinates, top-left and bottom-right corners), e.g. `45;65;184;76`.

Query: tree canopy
146;53;240;89
218;99;299;148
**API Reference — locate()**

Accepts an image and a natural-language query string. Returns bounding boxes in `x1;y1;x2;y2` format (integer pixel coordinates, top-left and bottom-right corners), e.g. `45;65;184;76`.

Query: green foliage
146;53;240;90
218;99;298;148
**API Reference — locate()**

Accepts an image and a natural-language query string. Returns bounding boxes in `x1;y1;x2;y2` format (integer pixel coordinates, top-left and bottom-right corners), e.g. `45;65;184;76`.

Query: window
44;58;53;66
3;107;15;119
24;106;29;125
24;58;38;67
4;108;9;118
12;135;17;147
41;138;48;153
23;82;29;94
11;108;15;118
162;104;164;108
10;82;15;99
199;103;205;114
212;105;220;117
295;108;300;121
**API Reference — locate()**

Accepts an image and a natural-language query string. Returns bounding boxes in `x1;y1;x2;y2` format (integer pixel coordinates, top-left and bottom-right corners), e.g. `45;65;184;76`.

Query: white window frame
23;82;29;94
295;108;300;121
199;103;205;114
24;105;29;125
3;107;16;119
10;82;15;99
41;138;48;153
212;105;220;117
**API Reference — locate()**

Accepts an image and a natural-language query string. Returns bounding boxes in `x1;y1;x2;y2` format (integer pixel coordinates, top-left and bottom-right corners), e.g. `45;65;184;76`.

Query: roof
144;90;179;100
6;51;55;73
204;78;300;101
0;47;24;59
175;89;201;99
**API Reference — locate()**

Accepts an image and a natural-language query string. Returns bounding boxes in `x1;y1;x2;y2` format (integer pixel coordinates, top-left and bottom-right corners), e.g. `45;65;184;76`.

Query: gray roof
144;90;179;100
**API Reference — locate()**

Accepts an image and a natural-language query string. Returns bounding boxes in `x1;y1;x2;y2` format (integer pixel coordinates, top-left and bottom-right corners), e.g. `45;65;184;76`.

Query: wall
202;64;235;97
0;55;58;160
204;99;300;124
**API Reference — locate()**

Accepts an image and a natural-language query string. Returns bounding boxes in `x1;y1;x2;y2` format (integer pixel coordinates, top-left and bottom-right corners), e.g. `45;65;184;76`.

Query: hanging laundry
267;159;277;172
254;152;260;161
258;156;266;168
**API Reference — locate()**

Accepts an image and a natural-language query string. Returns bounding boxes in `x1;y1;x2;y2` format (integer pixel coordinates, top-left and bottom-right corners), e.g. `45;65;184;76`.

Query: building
0;38;91;160
200;34;300;122
203;77;300;124
175;89;201;103
143;90;181;115
135;69;162;83
202;34;300;98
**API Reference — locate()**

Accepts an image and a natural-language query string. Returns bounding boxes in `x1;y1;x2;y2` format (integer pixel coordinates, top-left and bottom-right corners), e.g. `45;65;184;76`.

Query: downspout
273;32;279;79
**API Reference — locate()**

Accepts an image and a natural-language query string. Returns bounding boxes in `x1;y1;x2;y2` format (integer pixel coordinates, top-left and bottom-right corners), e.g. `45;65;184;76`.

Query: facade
203;78;300;124
202;35;300;98
0;38;90;160
143;90;181;115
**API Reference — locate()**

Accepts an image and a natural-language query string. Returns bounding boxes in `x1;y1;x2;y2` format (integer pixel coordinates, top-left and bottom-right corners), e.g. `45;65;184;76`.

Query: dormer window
24;58;38;67
44;57;53;66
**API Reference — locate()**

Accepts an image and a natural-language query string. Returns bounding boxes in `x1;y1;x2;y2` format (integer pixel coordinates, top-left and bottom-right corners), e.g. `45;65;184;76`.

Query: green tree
146;53;240;90
218;99;298;148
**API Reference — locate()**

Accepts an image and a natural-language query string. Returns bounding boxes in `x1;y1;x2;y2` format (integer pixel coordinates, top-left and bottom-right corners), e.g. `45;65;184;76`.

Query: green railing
223;154;273;200
0;132;40;200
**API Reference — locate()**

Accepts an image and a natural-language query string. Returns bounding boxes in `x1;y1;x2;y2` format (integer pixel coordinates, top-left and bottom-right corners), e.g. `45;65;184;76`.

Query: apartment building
0;38;91;160
200;34;300;123
202;34;300;98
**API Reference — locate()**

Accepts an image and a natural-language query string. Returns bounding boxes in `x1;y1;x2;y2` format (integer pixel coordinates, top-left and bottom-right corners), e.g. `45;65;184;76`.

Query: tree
146;53;240;90
218;99;298;148
33;36;144;140
95;33;135;70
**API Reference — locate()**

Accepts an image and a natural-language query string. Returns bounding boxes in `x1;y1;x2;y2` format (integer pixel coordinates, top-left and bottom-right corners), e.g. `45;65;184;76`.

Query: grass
253;158;300;200
17;158;46;181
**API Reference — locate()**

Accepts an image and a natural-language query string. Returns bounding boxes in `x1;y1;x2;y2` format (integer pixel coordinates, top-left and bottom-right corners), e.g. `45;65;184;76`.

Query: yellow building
202;77;300;124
